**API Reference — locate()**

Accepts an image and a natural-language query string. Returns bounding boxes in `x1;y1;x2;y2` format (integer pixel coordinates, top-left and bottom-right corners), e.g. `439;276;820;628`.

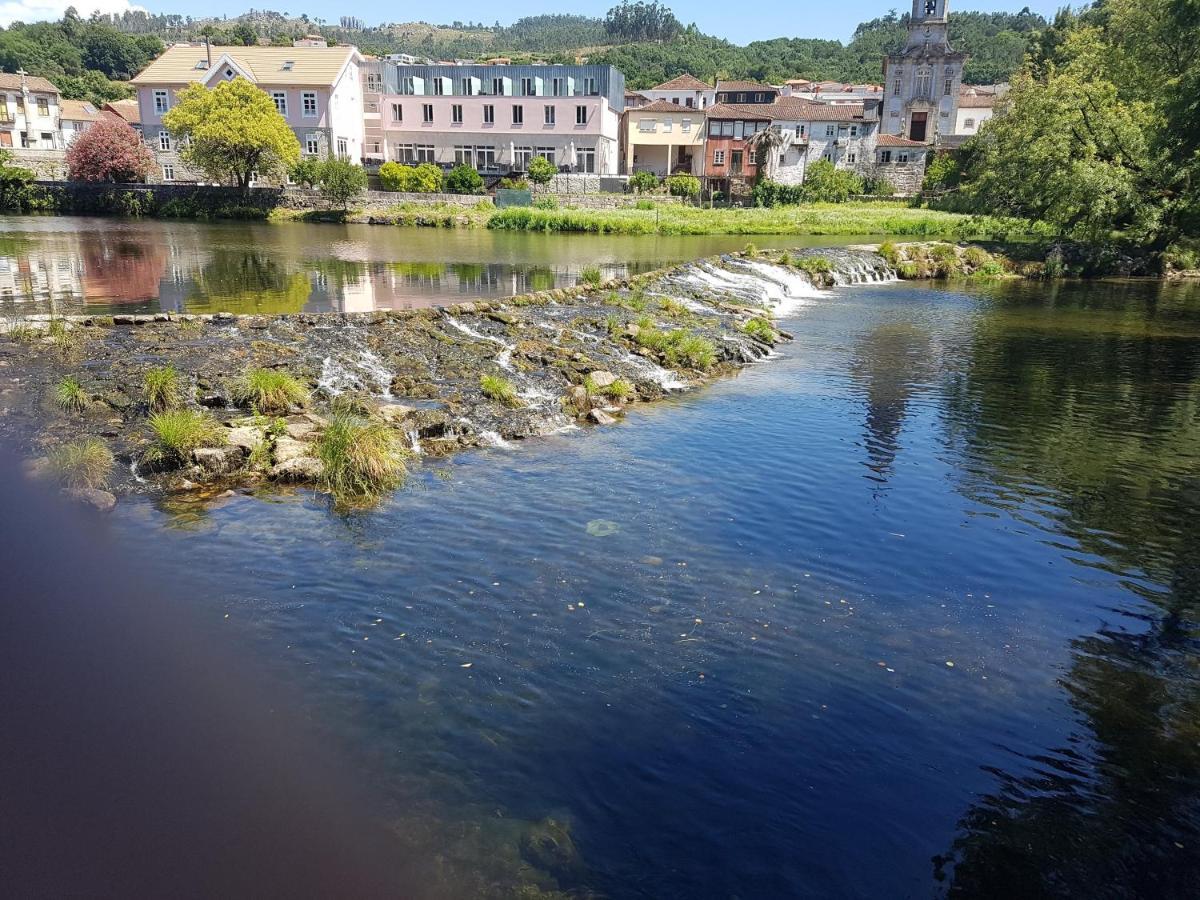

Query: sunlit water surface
103;277;1200;897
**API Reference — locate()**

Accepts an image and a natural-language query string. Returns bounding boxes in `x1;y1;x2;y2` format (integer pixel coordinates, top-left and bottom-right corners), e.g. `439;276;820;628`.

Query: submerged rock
519;817;581;879
65;487;117;513
587;408;617;426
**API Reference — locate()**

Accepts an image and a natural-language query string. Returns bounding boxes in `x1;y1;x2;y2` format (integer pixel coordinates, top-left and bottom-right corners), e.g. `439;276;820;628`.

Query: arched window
915;67;932;98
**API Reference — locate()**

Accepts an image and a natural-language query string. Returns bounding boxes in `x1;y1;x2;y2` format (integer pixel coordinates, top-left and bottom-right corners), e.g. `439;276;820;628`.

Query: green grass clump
602;378;635;401
143;365;182;412
48;438;114;490
316;413;407;498
55;376;89;413
143;409;225;465
5;320;39;343
658;297;692;318
580;265;604;287
232;367;308;414
878;241;901;267
743;242;759;256
47;318;74;348
742;317;777;343
794;256;833;275
633;321;718;370
480;374;521;407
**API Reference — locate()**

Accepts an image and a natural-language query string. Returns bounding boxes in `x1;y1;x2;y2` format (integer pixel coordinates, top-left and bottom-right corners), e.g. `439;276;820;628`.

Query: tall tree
163;79;300;190
66;118;157;183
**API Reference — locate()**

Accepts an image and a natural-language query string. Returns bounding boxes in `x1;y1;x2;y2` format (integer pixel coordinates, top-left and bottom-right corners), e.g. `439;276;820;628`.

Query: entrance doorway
908;112;928;142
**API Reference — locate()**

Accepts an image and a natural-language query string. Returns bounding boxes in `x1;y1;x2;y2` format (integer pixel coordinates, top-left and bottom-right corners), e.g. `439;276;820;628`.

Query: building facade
131;42;364;183
363;62;625;176
882;0;965;144
640;74;715;110
0;71;62;150
622;100;705;175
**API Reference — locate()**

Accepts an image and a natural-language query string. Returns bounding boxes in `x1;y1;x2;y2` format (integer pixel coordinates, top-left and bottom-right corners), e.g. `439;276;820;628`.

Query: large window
584;77;598;96
306;136;320;155
451;104;463;125
536;146;556;164
576;147;595;173
476;146;496;169
492;77;505;96
460;78;474;96
365;72;383;92
454;145;473;166
514;146;532;169
915;68;932;98
422;103;434;123
521;77;535;96
272;91;287;115
337;138;348;158
512;104;524;125
162;164;174;181
395;144;415;163
416;145;435;163
878;150;893;163
36;97;49;116
713;149;726;166
483;104;495;125
552;77;567;96
158;130;171;151
544;105;555;125
400;77;416;95
154;90;169;114
302;92;317;117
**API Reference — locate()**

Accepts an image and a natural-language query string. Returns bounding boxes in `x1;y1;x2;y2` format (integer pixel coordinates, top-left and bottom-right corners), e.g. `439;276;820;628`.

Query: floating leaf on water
461;662;473;668
585;519;619;537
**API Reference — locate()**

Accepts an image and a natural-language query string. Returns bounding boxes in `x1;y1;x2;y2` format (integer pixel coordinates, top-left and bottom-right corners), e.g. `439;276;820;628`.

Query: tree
746;126;784;182
629;170;659;193
798;160;863;203
66;118;156;183
230;23;259;46
604;1;682;42
290;157;323;188
526;155;557;186
163;79;300;190
0;150;36;209
316;157;367;210
444;163;484;194
666;173;700;198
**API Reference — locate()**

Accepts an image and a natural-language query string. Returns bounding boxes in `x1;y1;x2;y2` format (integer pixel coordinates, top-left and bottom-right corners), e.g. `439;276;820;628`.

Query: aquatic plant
232;367;308;414
743;242;759;256
143;365;182;412
878;241;901;268
143;409;225;465
742;317;777;343
580;265;604;287
55;376;89;413
633;322;718;370
48;438;114;490
480;374;521;408
316;413;406;498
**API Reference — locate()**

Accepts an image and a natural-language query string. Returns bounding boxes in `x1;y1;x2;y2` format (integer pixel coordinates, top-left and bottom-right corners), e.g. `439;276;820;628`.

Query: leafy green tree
526;156;557;186
317;157;367;210
0;150;36;210
163;79;300;190
799;160;863;203
444;163;484;194
290;157;323;189
230;23;259;46
629;170;659;193
666;173;700;198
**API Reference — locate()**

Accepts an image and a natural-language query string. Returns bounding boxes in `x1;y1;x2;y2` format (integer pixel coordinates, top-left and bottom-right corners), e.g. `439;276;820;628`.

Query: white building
0;71;62;150
882;0;965;144
639;73;715;110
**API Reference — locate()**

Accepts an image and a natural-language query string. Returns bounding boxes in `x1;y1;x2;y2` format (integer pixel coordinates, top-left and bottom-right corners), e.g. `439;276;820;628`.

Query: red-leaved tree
66;117;157;183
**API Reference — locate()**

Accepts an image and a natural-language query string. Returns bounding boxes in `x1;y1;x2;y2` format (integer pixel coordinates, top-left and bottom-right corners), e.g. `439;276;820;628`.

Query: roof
131;44;359;86
60;99;99;121
877;133;927;147
103;98;141;125
716;80;775;93
0;72;59;93
958;90;997;108
650;73;712;92
769;97;866;121
630;99;707;114
705;102;773;120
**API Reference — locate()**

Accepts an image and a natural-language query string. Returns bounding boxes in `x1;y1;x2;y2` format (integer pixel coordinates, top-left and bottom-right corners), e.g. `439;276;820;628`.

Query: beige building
0;71;61;150
622;100;705;176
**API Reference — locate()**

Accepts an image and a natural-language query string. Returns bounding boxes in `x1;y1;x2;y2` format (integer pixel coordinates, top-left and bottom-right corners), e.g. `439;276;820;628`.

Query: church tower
882;0;966;144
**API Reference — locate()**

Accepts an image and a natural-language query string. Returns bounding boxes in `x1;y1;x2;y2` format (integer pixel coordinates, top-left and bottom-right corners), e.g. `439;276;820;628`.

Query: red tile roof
877;133;927;147
650;73;712;92
103;98;141;125
705;102;773;120
632;99;707;114
716;80;776;93
957;90;997;108
0;72;58;93
772;97;867;121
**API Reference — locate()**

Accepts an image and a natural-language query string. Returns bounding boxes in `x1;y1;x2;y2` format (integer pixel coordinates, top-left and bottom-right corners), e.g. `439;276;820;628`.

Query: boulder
566;384;590;414
192;446;245;475
270;456;323;482
284;421;316;440
377;403;417;425
272;437;310;465
407;409;451;439
225;426;265;453
588;370;617;389
66;488;117;513
588;408;618;426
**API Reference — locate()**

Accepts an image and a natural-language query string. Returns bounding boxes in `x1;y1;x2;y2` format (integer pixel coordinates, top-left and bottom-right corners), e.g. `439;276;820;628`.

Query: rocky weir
0;248;894;509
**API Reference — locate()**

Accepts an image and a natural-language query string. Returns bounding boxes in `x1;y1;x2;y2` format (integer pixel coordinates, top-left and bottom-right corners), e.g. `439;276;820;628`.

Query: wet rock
588;370;617;389
197;393;227;408
376;403;417;425
192;446;245;475
225;426;265;453
407;409;451;439
66;487;117;513
588;409;618;426
272;437;310;465
270;456;323;482
519;817;581;878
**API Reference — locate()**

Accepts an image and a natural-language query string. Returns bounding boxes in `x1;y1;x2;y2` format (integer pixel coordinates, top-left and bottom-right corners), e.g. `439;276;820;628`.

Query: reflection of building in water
0;248;85;310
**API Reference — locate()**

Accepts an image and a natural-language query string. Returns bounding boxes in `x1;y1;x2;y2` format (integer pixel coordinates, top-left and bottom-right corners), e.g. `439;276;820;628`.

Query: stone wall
280;188;491;210
9;149;67;180
874;159;926;195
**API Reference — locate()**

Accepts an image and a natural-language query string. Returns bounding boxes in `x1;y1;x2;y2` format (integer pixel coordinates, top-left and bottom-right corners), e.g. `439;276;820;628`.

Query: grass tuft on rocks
602;378;635;401
144;365;182;412
742;317;777;343
49;438;114;490
232;367;309;414
143;409;225;465
632;320;718;370
580;265;603;287
55;376;89;413
480;374;521;407
316;413;407;498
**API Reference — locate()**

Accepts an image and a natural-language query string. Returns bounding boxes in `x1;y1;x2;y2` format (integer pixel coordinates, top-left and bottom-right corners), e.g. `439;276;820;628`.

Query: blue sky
2;1;1063;45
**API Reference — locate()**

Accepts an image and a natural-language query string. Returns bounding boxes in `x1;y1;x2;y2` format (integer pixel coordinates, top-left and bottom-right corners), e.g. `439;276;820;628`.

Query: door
908;112;928;142
730;150;744;175
577;148;596;173
0;131;11;147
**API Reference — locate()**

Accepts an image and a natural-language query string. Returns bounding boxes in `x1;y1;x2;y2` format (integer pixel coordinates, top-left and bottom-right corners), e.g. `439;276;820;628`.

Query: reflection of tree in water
935;281;1200;895
848;320;934;487
82;237;169;304
187;250;312;314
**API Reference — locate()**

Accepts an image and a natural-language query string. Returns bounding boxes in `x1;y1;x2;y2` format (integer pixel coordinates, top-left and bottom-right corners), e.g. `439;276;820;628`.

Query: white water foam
446;316;516;371
316;349;396;398
478;430;513;449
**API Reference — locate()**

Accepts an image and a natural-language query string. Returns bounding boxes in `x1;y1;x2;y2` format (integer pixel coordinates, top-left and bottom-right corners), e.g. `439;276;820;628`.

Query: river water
0;215;882;315
71;266;1198;896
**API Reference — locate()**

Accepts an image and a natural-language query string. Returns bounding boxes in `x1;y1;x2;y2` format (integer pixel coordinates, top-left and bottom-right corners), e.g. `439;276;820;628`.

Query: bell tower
882;0;966;143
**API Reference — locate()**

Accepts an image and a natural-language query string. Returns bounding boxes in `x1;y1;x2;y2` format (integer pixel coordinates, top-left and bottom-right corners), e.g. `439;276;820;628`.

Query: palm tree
747;126;785;182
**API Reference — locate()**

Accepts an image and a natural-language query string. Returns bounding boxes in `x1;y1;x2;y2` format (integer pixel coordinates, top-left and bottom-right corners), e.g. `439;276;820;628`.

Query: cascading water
445;315;516;371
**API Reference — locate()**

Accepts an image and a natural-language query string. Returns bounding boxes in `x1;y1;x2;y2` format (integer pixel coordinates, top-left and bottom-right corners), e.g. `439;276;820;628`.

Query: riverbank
3;248;890;511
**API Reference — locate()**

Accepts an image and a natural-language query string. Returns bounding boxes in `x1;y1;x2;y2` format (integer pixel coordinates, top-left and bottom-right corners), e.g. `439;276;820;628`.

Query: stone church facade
883;0;966;146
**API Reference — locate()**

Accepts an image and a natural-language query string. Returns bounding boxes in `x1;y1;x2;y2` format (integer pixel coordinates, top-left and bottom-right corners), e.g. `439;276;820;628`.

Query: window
272;91;287;115
395;144;414;163
734;121;744;139
366;72;383;92
400;77;416;95
964;117;975;129
897;152;909;163
663;118;673;133
0;98;9;122
521;77;535;96
713;149;725;166
584;77;598;96
825;125;836;137
154;90;169;114
552;77;566;96
451;104;463;124
454;145;473;167
461;78;474;96
422;103;434;123
720;120;734;137
392;103;402;122
925;0;937;14
306;136;320;155
512;104;524;125
779;154;786;167
492;77;505;96
576;147;595;173
681;118;692;132
433;78;445;96
544;105;555;125
915;68;932;98
302;92;317;117
849;125;859;137
847;152;857;163
158;130;171;151
337;138;348;158
20;132;29;148
536;146;555;164
514;146;532;169
944;78;953;97
638;118;656;133
879;150;892;163
483;104;495;125
281;60;295;71
36;97;49;116
416;145;435;163
162;164;175;181
671;98;679;105
685;97;694;108
575;105;587;125
892;78;901;96
476;146;496;169
730;149;743;173
40;131;53;145
708;119;721;138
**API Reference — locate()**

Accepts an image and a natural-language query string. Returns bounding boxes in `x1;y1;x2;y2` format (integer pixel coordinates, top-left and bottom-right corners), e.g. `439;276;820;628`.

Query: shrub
55;376;89;413
862;175;895;197
743;242;759;256
444;163;484;195
378;161;409;191
799;160;864;203
316;413;406;497
633;323;717;370
49;438;114;490
527;155;557;186
66;117;156;183
143;409;225;465
742;317;776;342
499;176;530;189
629;170;659;194
533;195;558;210
634;198;655;210
317;157;367;210
878;241;901;267
0;149;36;210
379;162;443;193
580;265;604;286
602;378;634;401
794;256;832;275
480;374;521;407
290;157;323;188
666;173;700;198
143;365;181;412
232;367;308;414
922;153;962;193
751;179;803;208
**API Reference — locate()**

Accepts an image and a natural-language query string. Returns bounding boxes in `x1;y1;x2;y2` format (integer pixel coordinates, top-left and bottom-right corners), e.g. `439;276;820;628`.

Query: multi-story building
0;71;62;150
60;100;100;145
362;62;625;175
622;100;705;175
130;41;365;183
781;80;885;105
882;0;966;144
703;103;772;181
714;81;778;106
953;86;999;137
640;74;715;110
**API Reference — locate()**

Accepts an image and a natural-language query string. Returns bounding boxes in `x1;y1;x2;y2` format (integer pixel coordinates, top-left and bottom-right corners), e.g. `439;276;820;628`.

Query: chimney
205;35;212;69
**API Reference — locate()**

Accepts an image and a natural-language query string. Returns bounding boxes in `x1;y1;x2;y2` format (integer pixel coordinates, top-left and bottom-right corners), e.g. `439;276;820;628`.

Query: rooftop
630;99;707;114
877;133;927;147
60;99;99;121
650;73;712;92
705;102;773;120
0;72;59;93
103;98;141;124
131;44;359;86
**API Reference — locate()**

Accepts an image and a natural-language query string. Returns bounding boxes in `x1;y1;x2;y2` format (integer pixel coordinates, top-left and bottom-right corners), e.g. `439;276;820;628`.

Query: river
4;216;1200;896
0;214;883;316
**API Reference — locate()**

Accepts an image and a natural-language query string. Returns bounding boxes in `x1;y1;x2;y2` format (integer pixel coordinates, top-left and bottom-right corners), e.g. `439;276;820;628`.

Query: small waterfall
478;430;513;449
129;458;147;484
406;429;423;454
316;348;396;398
445;315;516;371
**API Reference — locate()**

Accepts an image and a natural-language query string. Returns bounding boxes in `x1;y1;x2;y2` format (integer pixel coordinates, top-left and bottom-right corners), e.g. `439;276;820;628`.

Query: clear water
90;276;1200;895
0;215;884;316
